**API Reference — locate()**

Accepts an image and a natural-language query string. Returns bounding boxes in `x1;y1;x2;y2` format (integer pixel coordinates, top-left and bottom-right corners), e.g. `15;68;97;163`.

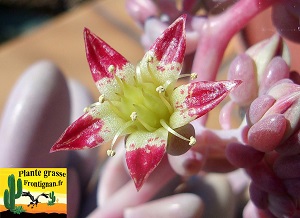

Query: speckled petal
139;15;186;86
84;28;135;100
50;102;124;152
125;128;168;190
170;80;241;128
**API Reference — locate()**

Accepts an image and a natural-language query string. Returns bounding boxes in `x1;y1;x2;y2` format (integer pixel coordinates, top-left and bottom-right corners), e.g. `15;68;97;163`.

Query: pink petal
84;28;135;99
139;15;186;85
125;128;168;190
150;14;186;65
170;80;241;128
50;113;104;152
51;102;124;152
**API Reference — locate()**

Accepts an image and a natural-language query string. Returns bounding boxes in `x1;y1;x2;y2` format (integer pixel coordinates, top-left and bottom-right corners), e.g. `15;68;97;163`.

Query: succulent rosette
50;15;240;190
224;30;300;217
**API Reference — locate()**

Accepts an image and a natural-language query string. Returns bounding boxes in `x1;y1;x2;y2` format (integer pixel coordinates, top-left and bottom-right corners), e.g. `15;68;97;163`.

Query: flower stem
192;0;282;81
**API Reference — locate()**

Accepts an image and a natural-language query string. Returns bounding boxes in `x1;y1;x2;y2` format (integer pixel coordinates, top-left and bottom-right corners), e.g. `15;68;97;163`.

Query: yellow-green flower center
108;74;173;132
90;61;197;157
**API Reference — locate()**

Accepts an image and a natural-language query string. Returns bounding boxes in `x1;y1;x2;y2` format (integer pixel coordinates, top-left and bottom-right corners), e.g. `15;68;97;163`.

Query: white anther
83;102;101;113
83;107;89;113
108;65;115;73
147;55;153;62
130;112;138;121
107;149;116;157
156;86;165;93
190;73;197;80
98;94;105;103
189;136;196;146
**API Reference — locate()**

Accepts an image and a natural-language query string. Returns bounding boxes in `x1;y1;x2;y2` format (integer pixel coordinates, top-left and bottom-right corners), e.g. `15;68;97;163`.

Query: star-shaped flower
50;15;241;190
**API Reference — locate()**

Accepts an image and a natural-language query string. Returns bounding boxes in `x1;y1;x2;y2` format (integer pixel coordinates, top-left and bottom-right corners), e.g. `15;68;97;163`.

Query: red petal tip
50;114;104;153
150;15;187;64
126;145;166;191
84;28;129;83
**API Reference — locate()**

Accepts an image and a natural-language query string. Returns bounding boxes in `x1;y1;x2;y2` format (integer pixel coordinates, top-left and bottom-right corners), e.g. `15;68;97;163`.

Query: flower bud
228;54;258;106
246;34;290;84
259;57;290;95
267;80;299;99
248;114;287;152
247;95;276;126
265;81;300;138
125;0;159;25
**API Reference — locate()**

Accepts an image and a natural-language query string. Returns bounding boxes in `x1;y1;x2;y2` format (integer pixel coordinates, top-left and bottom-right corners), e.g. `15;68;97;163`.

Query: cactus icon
48;191;56;206
3;174;23;212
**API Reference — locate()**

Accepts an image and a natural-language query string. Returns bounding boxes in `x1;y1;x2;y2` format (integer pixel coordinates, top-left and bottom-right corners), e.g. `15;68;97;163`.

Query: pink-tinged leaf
170;80;241;128
246;161;286;194
248;114;287;152
247;95;276;126
84;28;135;100
50;102;124;152
139;15;186;85
125;128;168;190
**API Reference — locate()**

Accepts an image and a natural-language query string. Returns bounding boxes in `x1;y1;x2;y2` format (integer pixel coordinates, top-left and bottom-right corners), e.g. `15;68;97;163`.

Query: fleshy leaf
125;128;168;190
139;15;186;86
50;102;124;152
170;80;241;128
84;28;135;100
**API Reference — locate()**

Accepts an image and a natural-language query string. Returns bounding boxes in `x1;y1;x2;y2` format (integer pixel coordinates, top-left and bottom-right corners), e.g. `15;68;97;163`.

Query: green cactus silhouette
48;191;56;206
3;174;23;212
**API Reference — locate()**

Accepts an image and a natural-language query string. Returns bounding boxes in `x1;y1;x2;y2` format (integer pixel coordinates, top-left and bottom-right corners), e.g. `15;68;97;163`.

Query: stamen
107;149;116;157
147;54;153;63
162;80;173;90
130;112;137;121
98;94;105;103
156;86;173;114
135;65;143;83
108;65;115;73
179;72;198;80
114;75;124;89
83;102;101;113
158;93;173;115
145;54;160;85
83;107;89;113
107;120;135;157
156;86;165;93
189;136;196;146
160;119;196;146
190;73;197;80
